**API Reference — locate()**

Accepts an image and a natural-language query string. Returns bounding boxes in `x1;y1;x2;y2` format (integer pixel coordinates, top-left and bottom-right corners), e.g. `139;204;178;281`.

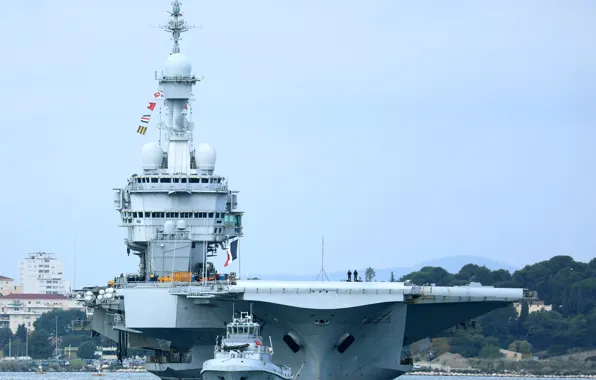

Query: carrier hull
87;282;528;380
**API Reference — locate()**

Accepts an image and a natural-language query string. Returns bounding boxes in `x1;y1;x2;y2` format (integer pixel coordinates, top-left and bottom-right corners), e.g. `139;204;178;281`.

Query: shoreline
408;371;596;378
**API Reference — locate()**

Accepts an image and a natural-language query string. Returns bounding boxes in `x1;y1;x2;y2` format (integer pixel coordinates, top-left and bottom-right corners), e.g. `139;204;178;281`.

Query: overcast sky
0;0;594;288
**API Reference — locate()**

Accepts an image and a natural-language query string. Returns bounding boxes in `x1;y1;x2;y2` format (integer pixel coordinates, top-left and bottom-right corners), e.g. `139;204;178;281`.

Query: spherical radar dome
196;142;216;170
142;142;163;170
165;53;192;77
164;221;176;234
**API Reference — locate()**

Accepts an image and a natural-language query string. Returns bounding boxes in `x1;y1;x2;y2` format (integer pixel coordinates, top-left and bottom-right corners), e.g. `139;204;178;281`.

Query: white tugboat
201;311;295;380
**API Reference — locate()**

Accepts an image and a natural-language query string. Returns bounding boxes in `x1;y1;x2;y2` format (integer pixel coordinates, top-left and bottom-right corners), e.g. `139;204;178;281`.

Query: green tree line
0;309;104;359
398;255;596;359
0;309;152;360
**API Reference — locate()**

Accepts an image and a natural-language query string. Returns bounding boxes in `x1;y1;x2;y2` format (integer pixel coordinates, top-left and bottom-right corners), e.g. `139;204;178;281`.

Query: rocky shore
409;371;596;378
0;361;146;373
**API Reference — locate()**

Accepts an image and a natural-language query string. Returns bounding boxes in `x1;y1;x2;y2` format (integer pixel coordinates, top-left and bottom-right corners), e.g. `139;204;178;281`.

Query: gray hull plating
90;285;520;380
88;281;531;380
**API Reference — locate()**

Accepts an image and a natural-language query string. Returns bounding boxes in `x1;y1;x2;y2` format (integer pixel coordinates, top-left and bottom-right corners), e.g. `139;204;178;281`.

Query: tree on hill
365;267;376;282
33;309;86;337
508;340;532;358
479;344;503;359
1;338;26;357
77;341;97;359
399;266;454;286
456;264;494;284
28;329;54;359
430;337;450;356
15;325;27;343
0;327;12;350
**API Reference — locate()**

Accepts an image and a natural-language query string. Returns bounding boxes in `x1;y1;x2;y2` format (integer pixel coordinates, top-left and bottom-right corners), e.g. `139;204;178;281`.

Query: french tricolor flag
224;239;239;267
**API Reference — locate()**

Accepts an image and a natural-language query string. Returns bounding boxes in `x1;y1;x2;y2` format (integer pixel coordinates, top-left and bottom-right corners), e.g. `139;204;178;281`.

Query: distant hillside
250;255;519;282
417;255;518;273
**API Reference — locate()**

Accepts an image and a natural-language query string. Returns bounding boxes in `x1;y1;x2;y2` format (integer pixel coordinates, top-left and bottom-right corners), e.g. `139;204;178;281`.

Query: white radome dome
164;220;176;234
196;142;216;171
142;142;163;170
165;53;192;77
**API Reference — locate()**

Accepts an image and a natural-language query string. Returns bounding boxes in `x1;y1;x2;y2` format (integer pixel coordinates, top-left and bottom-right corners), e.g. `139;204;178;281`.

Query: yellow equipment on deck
158;271;192;283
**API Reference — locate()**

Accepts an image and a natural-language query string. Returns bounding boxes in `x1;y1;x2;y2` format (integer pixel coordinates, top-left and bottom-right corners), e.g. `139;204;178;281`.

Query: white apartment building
19;252;71;295
0;276;22;296
0;293;85;333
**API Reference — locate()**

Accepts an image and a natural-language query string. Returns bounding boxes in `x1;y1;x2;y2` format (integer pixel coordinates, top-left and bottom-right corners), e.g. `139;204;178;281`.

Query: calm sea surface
0;374;588;380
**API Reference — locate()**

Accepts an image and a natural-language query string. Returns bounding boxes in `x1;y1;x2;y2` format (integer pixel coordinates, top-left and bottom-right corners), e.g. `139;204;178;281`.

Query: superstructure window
125;211;225;219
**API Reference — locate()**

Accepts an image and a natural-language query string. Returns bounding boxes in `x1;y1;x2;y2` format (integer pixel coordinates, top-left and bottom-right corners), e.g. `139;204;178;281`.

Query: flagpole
238;238;241;280
226;235;230;277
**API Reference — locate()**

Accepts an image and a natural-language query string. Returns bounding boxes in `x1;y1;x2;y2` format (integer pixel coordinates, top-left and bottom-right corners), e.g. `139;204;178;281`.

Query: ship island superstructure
113;0;243;282
73;2;538;380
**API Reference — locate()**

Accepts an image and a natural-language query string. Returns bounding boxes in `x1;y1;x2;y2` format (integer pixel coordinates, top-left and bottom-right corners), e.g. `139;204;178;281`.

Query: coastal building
0;276;21;296
19;252;71;295
0;293;84;333
513;300;552;316
499;349;523;361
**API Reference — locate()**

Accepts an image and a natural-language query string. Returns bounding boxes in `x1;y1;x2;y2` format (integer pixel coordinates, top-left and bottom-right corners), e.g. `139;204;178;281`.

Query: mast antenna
315;236;329;282
154;1;198;54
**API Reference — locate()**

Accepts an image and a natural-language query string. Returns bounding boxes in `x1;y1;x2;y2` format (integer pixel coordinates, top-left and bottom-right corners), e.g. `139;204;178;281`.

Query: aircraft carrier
73;2;537;380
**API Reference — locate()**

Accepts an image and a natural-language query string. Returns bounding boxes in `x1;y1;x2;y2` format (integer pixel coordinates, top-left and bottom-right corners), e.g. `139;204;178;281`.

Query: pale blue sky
0;1;594;287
